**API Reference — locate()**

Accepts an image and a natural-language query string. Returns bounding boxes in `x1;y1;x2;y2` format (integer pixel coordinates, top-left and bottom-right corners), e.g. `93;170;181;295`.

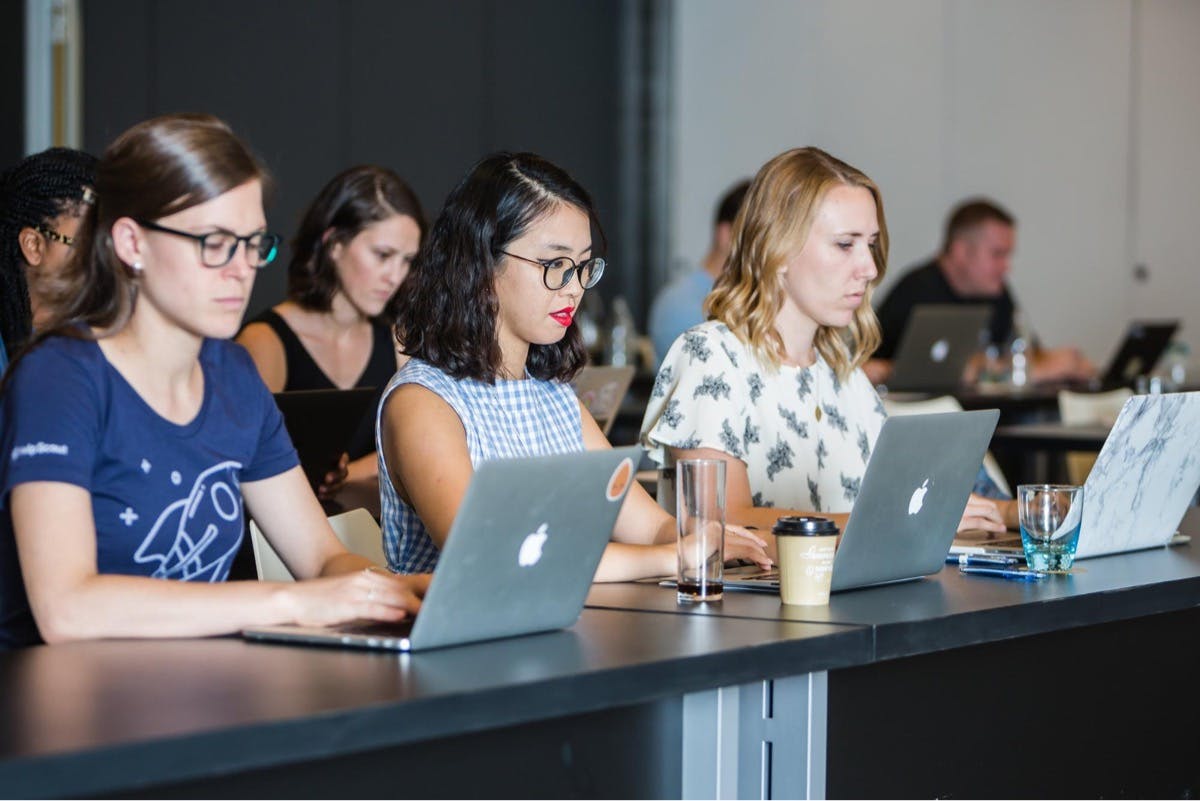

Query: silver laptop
725;409;999;593
951;392;1200;559
243;447;641;651
886;304;991;392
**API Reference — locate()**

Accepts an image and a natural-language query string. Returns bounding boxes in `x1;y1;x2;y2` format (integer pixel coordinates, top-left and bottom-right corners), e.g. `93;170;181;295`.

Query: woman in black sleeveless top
238;166;425;514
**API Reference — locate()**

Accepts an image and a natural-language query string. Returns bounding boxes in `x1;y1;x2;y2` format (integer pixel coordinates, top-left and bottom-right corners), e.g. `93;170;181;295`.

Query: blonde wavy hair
705;147;888;381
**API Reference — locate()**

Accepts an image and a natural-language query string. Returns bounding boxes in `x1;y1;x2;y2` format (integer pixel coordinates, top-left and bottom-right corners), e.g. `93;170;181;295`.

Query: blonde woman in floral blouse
642;147;1007;540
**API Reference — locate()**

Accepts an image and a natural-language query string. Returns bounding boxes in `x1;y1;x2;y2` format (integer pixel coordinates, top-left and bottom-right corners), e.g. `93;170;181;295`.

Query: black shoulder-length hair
288;164;425;312
393;152;599;384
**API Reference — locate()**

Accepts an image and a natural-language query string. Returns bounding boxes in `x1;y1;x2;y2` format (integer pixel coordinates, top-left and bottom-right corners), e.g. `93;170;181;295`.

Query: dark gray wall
0;0;23;169
82;0;637;320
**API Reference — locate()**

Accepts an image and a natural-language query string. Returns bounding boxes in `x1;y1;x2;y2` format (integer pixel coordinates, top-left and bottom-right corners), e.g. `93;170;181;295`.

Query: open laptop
723;409;1000;593
273;388;378;490
243;446;640;651
951;392;1200;559
886;304;991;392
571;365;636;436
1099;320;1180;389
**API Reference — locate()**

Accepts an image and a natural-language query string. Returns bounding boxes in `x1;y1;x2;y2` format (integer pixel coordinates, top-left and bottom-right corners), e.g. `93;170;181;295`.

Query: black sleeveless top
247;308;395;459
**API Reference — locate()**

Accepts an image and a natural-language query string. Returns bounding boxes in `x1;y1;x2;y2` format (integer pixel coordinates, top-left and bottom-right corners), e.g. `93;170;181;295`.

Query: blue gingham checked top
376;358;584;573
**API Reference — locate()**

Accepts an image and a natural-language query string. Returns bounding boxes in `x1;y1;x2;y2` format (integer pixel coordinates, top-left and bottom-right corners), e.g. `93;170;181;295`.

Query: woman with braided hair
0;147;98;372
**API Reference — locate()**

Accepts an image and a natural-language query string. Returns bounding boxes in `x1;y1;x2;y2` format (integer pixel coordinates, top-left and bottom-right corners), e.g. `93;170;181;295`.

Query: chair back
249;508;386;582
1057;388;1133;484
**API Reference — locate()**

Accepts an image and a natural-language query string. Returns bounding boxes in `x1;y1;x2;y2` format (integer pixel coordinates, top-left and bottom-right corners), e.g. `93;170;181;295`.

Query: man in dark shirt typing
865;198;1093;386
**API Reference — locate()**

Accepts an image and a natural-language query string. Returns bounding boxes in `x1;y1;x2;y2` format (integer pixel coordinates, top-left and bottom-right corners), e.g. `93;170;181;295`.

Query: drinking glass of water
1017;484;1084;571
676;459;726;602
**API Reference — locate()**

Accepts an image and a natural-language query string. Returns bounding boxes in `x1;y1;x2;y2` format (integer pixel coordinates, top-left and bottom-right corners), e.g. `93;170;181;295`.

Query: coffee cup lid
772;515;839;536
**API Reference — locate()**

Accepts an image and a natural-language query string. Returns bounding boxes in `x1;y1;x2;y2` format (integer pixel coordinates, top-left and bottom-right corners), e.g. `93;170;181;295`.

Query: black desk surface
5;511;1200;797
587;508;1200;661
0;609;865;798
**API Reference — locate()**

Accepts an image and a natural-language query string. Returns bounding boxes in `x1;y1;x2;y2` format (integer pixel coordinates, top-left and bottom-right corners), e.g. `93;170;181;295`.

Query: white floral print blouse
640;321;887;513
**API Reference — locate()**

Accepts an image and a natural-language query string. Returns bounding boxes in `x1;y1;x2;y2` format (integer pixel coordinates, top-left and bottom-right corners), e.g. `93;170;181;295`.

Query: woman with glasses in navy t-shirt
0;114;428;649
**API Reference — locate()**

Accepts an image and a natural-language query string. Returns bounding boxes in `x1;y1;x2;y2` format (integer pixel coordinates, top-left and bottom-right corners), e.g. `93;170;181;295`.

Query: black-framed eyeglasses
135;219;281;268
35;223;76;247
499;250;605;290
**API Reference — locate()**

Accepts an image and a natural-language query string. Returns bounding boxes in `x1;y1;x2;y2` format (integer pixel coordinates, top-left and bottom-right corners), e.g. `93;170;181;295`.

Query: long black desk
4;518;1200;799
588;508;1200;797
0;609;866;798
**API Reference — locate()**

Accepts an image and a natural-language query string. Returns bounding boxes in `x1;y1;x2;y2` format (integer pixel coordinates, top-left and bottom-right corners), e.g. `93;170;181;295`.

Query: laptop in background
951;392;1200;559
724;409;1000;593
273;388;378;490
571;365;636;436
1100;320;1180;389
886;305;991;392
244;447;641;651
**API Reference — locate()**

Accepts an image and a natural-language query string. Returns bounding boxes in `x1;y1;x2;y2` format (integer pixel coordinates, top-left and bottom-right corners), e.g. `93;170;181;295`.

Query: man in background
866;198;1093;386
648;179;750;364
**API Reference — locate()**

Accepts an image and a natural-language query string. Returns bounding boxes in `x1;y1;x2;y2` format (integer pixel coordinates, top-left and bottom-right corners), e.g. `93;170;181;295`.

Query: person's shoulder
13;333;102;377
674;319;724;353
2;335;105;416
877;258;942;310
889;258;940;290
652;267;710;311
392;358;461;398
206;337;276;389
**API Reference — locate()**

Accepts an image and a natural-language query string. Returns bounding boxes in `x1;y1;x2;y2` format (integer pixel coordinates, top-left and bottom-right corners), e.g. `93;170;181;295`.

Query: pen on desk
959;565;1047;581
946;553;1021;567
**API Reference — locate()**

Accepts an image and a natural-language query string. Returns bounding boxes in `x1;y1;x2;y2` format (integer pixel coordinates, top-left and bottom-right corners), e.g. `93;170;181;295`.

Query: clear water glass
1018;484;1083;571
676;459;726;602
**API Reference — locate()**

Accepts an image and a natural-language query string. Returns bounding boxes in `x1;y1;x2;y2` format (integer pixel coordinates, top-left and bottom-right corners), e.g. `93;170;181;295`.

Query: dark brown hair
287;165;425;313
392;152;596;383
34;113;268;343
714;179;751;226
940;198;1015;255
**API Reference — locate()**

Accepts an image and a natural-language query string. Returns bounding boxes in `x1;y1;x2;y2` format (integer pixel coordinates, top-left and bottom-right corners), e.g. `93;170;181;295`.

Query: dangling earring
132;261;143;273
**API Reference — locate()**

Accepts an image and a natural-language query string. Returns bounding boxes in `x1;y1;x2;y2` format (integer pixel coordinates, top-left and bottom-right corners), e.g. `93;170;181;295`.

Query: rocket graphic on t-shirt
133;460;244;581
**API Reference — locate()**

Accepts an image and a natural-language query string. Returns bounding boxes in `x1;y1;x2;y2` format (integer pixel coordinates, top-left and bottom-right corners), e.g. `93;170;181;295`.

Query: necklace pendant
814;405;822;422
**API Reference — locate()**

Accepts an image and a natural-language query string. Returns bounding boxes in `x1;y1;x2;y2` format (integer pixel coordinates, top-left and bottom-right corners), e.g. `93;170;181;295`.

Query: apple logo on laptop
908;479;931;515
930;339;950;363
518;523;549;567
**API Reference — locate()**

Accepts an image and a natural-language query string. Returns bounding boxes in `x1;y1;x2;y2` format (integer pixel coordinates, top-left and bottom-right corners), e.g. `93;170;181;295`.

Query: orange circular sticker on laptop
606;457;634;502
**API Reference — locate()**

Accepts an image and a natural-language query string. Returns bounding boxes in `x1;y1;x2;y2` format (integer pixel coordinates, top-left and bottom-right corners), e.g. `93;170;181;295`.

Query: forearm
31;575;300;643
726;506;850;561
319;551;377;577
593;541;674;582
611;482;675;545
346;452;378;483
727;505;848;531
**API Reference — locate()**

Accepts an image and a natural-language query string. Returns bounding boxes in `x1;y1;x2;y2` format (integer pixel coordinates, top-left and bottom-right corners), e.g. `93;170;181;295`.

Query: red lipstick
550;307;575;327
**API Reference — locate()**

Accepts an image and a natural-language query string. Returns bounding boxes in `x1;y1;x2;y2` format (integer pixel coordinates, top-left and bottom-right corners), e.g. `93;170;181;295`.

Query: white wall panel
671;0;1152;362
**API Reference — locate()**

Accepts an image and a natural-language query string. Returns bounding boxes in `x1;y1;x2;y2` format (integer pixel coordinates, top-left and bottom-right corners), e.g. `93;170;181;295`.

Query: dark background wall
81;0;642;321
0;0;24;170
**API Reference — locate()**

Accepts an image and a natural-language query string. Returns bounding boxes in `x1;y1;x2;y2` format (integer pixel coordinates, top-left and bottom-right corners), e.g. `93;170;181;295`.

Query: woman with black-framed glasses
0;114;429;649
0;146;97;370
379;151;771;580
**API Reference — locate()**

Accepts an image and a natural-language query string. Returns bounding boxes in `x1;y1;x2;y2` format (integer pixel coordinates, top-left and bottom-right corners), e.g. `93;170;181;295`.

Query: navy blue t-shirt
0;335;298;649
